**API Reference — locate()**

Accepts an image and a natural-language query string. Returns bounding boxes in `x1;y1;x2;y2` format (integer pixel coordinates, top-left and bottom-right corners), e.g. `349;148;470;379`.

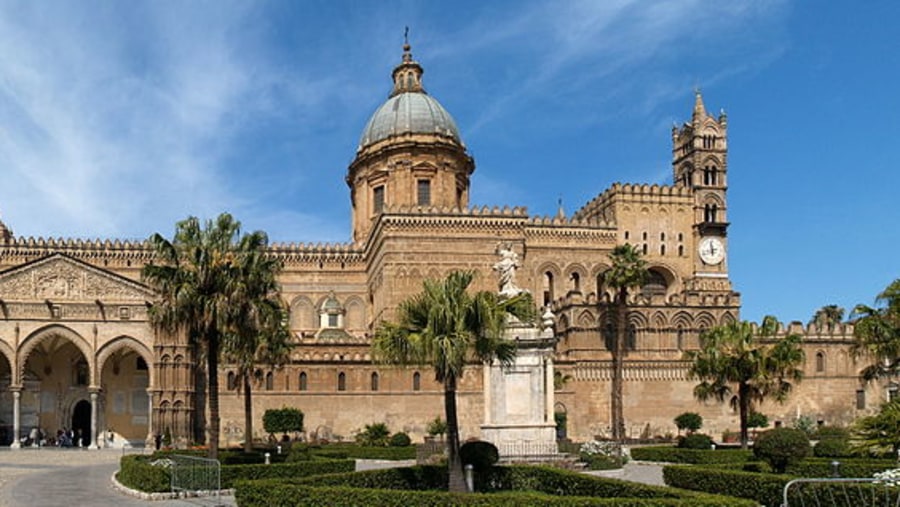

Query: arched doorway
72;400;91;447
0;352;11;445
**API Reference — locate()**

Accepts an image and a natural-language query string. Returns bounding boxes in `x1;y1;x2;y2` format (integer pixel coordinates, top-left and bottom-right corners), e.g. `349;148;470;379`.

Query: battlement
382;203;529;216
761;319;857;343
573;182;692;222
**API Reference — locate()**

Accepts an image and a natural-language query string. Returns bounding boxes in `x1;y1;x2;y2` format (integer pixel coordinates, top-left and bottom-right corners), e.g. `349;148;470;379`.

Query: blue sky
0;1;896;324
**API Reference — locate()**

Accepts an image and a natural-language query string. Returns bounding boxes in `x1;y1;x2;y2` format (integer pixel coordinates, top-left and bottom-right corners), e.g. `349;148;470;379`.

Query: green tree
372;270;534;492
851;279;900;381
221;237;291;453
601;244;649;443
143;213;269;459
853;400;900;455
426;416;447;440
685;316;805;449
810;304;845;332
263;407;304;439
674;412;703;434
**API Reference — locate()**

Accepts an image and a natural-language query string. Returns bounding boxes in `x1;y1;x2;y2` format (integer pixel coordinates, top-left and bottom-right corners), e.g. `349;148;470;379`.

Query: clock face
698;237;725;265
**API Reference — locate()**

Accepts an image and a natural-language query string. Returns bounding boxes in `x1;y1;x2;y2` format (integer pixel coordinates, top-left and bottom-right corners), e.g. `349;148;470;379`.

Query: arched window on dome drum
371;372;379;391
338;372;346;392
641;270;668;296
412;371;421;391
299;372;308;391
265;372;274;391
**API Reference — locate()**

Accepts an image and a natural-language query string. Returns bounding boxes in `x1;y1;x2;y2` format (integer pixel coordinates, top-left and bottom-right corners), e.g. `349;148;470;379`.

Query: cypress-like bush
753;428;810;473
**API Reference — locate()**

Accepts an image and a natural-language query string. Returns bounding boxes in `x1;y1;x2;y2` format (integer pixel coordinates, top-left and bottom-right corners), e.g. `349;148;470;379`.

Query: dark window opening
373;185;385;214
338;372;346;392
299;372;308;391
75;359;89;386
413;371;421;391
642;270;668;295
856;389;866;410
417;179;431;206
265;372;274;391
371;372;379;391
815;352;825;373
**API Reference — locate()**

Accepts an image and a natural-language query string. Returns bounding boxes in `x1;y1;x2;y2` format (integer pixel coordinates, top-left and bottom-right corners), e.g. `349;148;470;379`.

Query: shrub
677;433;713;449
814;425;850;441
630;446;751;464
813;438;851;458
746;412;768;430
219;459;354;487
753;428;810;473
389;432;412;447
263;407;304;438
460;441;499;473
426;417;447;439
117;455;171;493
792;415;816;436
674;412;703;434
356;423;391;447
578;440;625;470
235;465;756;506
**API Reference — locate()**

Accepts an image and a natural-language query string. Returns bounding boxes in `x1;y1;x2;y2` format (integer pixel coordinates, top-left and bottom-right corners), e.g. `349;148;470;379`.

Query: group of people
20;427;84;448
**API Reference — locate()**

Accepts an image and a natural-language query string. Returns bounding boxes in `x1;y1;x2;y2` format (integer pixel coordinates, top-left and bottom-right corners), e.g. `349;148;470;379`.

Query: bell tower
672;91;729;275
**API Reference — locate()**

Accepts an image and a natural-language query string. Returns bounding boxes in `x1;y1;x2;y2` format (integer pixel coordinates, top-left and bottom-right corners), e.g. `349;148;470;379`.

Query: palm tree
601;244;649;443
685;316;805;449
222;236;291;453
851;279;900;381
143;213;268;460
372;270;534;492
810;304;845;332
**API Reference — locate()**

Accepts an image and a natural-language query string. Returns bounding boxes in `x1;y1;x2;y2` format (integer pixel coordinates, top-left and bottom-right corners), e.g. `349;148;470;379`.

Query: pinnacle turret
390;31;425;97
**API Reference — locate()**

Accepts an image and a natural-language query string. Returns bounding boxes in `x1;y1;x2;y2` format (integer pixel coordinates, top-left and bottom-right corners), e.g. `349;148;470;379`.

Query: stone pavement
0;448;234;507
586;461;666;486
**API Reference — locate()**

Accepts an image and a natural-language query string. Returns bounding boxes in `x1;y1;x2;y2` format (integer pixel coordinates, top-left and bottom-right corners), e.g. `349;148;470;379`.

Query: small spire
692;88;707;121
556;196;566;220
390;29;425;97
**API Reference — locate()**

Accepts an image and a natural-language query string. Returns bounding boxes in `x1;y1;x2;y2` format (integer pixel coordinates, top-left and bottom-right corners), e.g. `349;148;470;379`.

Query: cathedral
0;42;873;449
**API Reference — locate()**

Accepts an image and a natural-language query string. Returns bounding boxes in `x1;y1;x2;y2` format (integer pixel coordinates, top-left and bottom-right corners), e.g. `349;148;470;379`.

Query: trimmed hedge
220;459;355;487
238;465;754;506
236;482;757;506
118;454;354;492
787;458;896;478
630;447;752;464
311;444;417;460
117;455;171;493
664;463;900;507
664;465;789;507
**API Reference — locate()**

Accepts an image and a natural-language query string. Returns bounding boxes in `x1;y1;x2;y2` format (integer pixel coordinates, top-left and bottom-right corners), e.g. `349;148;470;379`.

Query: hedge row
663;464;900;507
306;444;417;460
787;458;896;478
236;482;757;507
117;454;354;492
238;465;753;506
118;455;171;493
630;447;752;465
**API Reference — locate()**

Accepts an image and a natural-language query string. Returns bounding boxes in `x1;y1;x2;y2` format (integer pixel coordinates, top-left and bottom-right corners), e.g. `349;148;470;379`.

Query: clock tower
672;90;729;276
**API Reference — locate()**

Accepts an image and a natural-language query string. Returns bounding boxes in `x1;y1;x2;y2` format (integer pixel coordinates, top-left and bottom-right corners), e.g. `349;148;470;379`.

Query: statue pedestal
481;316;558;460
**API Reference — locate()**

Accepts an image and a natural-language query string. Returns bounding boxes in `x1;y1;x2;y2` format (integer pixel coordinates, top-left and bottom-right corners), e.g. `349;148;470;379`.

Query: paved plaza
0;447;665;506
0;448;234;507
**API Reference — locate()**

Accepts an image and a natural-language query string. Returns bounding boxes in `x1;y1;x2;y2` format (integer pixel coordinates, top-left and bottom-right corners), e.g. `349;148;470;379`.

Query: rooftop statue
493;242;523;298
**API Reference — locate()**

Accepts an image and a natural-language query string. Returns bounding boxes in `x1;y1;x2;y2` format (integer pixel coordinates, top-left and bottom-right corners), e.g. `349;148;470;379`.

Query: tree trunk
243;372;253;453
738;382;750;450
444;375;467;493
207;333;220;461
611;287;627;445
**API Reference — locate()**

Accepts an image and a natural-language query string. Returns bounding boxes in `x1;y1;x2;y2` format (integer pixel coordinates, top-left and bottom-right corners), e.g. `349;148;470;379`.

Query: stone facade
0;43;880;449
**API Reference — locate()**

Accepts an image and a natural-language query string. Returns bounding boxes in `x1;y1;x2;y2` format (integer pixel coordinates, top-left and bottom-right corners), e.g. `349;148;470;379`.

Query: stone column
545;356;555;424
89;390;100;449
145;389;155;448
10;388;21;449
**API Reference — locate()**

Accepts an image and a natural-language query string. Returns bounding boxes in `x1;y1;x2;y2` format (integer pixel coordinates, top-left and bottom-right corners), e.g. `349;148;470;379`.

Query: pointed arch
96;335;155;389
564;264;588;293
627;312;649;329
695;311;716;331
720;312;737;326
651;311;667;330
576;309;595;327
17;324;94;386
289;295;316;331
344;296;366;331
671;311;693;329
